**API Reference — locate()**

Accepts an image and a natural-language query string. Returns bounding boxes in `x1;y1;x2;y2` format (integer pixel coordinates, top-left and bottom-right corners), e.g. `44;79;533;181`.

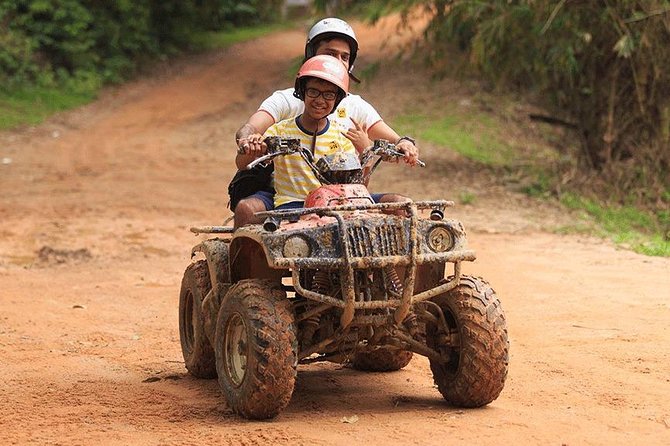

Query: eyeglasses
305;87;338;101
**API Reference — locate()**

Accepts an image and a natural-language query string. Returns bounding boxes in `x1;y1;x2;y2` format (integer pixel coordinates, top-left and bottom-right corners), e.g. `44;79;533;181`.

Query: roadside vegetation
393;112;516;167
0;84;95;129
322;0;669;257
1;1;667;256
559;194;669;257
0;1;285;129
0;21;286;130
393;105;668;256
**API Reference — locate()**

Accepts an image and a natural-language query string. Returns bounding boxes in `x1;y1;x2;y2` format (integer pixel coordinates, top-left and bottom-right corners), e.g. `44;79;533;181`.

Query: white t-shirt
258;88;382;130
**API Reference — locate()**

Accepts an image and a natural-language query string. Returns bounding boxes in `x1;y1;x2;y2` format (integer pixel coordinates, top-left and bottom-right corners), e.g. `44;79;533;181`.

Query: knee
234;199;254;228
380;193;410;204
234;198;266;228
379;193;411;216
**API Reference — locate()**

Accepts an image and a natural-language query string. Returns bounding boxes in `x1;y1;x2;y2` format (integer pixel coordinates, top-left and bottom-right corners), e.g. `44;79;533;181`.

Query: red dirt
1;16;669;446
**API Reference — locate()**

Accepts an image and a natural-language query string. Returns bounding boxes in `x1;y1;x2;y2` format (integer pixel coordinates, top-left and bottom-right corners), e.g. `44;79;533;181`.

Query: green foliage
190;23;291;51
521;170;553;198
338;0;669;208
0;0;283;88
0;0;283;129
393;112;514;166
0;84;95;129
559;192;669;257
458;190;476;205
438;0;670;172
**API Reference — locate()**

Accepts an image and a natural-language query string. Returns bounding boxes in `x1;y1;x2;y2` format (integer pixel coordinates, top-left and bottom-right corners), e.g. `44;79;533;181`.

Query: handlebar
381;147;426;168
244;137;425;180
245;137;303;170
362;139;426;168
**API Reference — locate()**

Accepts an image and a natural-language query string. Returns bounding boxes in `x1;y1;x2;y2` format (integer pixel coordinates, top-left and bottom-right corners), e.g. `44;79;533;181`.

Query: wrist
235;123;258;142
397;136;416;146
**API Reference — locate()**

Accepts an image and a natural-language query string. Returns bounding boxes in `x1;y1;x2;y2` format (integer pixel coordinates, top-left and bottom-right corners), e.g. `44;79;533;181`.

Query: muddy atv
179;138;509;419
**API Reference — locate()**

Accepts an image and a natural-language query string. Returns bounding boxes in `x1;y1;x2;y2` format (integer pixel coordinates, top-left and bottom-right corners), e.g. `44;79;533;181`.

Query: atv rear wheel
179;260;216;378
427;275;508;407
352;348;413;372
215;279;297;420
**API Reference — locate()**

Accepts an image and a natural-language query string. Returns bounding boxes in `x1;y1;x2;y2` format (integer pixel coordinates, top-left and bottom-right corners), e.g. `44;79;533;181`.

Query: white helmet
305;18;359;71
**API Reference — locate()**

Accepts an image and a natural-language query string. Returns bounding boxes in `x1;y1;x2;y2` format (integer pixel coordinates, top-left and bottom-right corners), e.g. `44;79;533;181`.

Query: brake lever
386;148;426;168
246;153;277;169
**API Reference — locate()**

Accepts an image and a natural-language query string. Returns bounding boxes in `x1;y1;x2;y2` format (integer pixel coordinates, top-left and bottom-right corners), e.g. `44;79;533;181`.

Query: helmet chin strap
310;117;321;154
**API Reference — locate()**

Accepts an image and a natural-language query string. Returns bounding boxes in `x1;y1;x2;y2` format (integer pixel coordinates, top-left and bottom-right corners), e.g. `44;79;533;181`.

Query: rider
231;18;417;219
234;55;408;228
236;55;356;217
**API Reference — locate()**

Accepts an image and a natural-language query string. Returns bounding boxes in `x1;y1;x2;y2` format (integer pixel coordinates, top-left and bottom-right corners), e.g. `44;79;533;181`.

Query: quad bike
179;137;509;420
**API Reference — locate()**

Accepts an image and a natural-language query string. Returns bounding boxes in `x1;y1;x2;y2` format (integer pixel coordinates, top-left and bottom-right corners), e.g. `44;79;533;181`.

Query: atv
179;137;509;419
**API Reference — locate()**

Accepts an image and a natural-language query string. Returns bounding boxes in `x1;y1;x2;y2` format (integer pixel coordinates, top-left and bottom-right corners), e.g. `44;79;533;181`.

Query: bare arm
367;120;400;143
235;136;269;170
235;152;257;170
235;111;275;156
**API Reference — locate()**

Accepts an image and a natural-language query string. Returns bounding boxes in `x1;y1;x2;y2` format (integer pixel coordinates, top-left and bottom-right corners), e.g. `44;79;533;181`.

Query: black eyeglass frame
304;87;338;101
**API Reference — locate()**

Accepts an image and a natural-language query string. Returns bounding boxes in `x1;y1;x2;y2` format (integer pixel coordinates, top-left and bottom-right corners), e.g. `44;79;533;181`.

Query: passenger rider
233;18;416;227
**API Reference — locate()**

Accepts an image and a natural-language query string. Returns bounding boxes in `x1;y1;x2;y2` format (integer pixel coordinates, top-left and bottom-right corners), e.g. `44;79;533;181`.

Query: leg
376;193;411;216
234;191;274;229
378;193;410;204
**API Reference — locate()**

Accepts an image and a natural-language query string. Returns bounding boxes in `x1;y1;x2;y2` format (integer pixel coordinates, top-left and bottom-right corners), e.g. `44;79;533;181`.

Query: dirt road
1;18;669;446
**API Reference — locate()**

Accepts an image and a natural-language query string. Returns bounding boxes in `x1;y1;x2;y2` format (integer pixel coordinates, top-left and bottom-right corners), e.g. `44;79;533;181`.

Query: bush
0;0;282;88
335;0;669;206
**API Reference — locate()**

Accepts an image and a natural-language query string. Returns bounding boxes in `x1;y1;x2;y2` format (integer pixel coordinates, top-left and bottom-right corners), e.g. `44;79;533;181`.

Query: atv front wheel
427;275;509;407
179;260;216;378
215;279;297;419
352;348;413;372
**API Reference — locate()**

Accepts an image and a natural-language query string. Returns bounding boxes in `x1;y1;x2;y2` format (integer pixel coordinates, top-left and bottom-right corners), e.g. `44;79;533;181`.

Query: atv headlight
283;236;312;258
427;226;454;252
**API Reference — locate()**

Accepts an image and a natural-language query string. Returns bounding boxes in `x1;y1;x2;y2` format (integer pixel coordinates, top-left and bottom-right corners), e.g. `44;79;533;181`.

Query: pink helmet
293;55;350;110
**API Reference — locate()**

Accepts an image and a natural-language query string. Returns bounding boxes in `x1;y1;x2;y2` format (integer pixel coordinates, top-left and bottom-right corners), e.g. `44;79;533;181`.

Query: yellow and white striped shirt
265;117;356;207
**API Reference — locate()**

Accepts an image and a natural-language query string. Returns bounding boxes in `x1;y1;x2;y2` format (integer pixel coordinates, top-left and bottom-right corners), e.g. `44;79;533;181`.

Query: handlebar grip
387;147;426;167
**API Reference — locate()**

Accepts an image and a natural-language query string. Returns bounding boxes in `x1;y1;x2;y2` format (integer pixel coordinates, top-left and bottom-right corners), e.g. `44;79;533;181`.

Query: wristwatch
397;136;416;145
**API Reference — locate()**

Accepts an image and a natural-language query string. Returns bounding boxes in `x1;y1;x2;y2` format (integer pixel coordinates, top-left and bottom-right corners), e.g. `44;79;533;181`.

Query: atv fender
229;236;283;284
191;238;231;342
